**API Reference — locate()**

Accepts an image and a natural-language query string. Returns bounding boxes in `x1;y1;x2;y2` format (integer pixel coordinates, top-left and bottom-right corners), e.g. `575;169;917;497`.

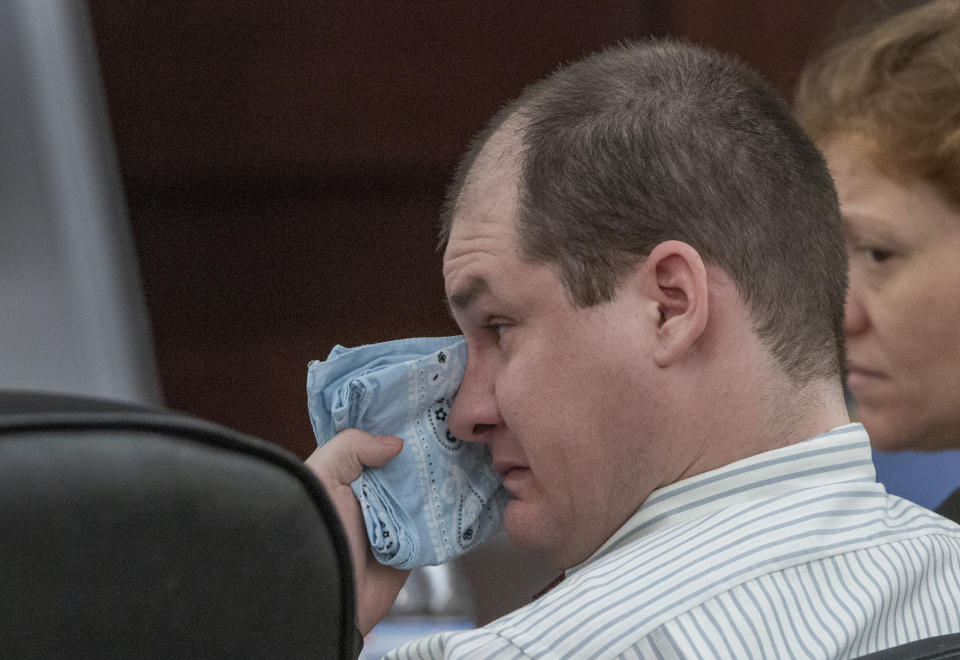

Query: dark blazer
936;487;960;525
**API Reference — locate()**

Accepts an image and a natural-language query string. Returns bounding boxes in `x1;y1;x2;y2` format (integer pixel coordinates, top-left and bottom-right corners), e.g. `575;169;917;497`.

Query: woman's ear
643;240;709;367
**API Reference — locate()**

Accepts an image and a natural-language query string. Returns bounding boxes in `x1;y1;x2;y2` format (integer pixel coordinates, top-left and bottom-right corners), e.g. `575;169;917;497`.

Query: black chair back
0;391;356;658
856;633;960;659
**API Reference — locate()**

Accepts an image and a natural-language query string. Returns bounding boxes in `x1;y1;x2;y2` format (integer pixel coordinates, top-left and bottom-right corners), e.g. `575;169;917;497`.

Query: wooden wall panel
88;1;665;180
664;0;840;99
86;0;842;458
86;1;667;454
83;0;850;626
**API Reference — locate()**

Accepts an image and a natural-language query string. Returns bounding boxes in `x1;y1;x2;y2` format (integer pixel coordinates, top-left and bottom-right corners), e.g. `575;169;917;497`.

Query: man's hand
305;429;409;635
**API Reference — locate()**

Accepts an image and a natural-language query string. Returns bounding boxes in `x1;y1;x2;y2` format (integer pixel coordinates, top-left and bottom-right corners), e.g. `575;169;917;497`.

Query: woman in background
794;0;960;519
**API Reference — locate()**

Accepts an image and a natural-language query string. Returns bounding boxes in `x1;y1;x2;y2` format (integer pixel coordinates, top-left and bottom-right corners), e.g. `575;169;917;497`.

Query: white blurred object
0;0;160;404
360;564;476;659
390;564;475;617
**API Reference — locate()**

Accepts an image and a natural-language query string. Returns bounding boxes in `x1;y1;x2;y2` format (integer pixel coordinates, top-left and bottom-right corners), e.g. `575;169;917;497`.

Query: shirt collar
567;423;874;577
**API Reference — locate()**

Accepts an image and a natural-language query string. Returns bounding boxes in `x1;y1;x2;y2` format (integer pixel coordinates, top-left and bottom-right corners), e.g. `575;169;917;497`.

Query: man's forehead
447;275;490;312
442;117;527;304
444;142;523;259
442;219;517;297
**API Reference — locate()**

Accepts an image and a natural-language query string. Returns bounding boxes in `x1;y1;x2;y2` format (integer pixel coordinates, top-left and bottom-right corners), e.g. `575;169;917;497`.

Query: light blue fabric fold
306;335;508;569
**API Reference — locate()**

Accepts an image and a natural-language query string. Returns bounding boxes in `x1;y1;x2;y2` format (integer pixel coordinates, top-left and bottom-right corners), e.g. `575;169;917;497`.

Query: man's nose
448;351;501;443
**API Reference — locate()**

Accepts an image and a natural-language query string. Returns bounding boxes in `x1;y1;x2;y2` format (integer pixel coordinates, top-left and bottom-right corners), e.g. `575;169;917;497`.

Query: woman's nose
844;274;868;337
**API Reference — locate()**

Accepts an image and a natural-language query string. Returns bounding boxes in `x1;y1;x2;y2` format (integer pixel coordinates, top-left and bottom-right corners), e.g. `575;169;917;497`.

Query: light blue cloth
307;336;508;569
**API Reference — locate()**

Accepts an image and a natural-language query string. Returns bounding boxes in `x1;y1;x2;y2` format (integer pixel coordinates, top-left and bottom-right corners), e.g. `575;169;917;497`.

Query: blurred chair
0;390;358;659
0;0;161;405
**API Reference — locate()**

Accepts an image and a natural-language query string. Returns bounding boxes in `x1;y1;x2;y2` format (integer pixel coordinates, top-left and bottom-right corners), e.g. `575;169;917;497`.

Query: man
308;39;960;658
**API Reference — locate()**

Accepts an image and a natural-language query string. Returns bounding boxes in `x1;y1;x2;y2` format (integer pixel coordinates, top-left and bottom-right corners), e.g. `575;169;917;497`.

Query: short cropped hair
442;40;847;385
794;0;960;207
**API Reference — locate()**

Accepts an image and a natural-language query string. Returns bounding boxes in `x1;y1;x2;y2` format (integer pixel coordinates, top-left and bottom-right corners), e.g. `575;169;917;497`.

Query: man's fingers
355;432;404;467
303;429;411;635
305;429;403;487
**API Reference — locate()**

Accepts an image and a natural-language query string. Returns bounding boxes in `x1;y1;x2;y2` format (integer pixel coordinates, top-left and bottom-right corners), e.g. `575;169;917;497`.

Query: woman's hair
794;0;960;206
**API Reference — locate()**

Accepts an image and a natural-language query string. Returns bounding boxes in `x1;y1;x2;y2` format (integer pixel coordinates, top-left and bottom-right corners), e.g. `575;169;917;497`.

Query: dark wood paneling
88;1;666;181
84;0;848;627
126;173;456;456
86;1;668;453
86;1;841;458
664;0;841;99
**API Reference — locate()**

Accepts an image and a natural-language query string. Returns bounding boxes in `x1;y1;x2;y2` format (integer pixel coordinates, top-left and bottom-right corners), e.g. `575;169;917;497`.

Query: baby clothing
307;336;507;569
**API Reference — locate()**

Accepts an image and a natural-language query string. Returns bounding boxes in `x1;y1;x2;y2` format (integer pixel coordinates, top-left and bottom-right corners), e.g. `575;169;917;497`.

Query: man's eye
484;323;508;341
868;248;893;263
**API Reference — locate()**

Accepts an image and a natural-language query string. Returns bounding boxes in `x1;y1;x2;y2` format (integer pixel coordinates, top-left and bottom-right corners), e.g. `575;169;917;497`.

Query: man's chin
501;500;566;563
502;501;547;548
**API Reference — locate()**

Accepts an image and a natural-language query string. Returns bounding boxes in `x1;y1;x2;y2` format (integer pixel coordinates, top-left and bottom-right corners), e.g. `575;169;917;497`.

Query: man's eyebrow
446;276;490;313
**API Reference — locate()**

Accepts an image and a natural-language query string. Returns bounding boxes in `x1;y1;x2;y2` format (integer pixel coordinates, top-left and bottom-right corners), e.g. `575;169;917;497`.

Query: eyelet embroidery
308;336;507;568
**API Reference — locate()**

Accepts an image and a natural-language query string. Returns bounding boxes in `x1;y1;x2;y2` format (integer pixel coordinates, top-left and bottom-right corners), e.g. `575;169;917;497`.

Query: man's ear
642;240;709;367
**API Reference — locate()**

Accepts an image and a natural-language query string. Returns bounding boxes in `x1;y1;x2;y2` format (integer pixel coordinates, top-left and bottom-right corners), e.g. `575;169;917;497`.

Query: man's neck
670;374;850;488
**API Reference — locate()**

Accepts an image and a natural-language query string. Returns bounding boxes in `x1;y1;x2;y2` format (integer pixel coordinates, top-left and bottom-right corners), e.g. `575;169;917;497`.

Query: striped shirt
385;424;960;659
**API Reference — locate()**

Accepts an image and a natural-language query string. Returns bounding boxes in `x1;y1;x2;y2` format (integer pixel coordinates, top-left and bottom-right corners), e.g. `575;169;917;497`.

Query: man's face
823;133;960;451
442;134;666;568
